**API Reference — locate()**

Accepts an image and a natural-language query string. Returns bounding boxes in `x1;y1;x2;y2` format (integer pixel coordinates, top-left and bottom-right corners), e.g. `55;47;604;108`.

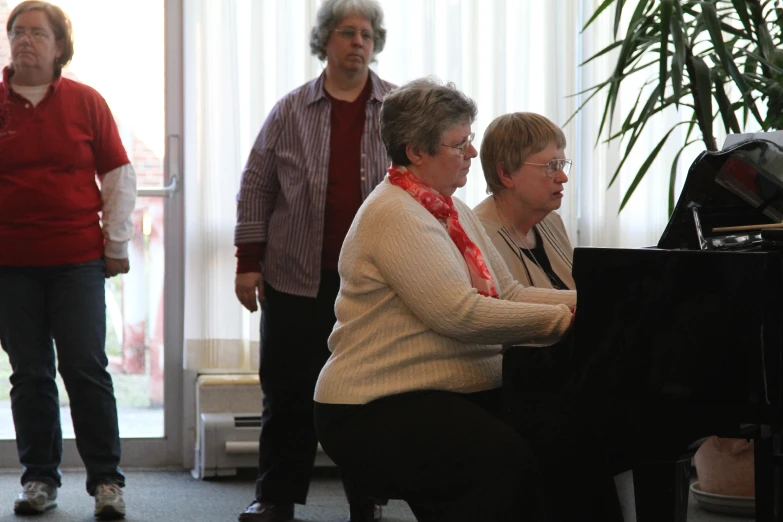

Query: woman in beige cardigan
473;112;575;291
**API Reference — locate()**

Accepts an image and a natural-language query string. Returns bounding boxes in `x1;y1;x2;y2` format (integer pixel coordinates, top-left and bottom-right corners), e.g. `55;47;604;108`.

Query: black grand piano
505;138;783;522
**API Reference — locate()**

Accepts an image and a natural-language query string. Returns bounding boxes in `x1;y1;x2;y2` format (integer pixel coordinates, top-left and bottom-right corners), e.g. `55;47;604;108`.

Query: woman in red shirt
0;2;135;519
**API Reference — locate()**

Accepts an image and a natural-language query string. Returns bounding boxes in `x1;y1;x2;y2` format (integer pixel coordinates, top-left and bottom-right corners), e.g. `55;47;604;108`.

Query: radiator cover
195;412;335;479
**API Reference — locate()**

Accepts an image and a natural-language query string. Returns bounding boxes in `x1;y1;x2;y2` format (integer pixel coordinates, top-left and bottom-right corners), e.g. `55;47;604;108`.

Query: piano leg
777;431;782;522
754;427;782;522
632;457;691;522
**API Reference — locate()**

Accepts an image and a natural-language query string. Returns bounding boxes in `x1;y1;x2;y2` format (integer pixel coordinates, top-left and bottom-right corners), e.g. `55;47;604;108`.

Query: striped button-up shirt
235;70;396;298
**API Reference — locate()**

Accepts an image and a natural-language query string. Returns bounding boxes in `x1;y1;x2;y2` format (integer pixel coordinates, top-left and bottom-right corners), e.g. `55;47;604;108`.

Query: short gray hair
380;77;478;166
309;0;387;61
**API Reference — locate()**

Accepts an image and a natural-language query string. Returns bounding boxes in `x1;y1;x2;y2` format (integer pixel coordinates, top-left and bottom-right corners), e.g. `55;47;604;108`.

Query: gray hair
380;77;478;166
309;0;387;61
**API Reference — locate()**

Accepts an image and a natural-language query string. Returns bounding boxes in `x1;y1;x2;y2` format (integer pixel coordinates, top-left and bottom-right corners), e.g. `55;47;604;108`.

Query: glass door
0;0;184;467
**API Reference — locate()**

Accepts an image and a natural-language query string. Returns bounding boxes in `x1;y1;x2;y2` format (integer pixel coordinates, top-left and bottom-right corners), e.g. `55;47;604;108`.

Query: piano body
507;138;783;522
577;138;782;521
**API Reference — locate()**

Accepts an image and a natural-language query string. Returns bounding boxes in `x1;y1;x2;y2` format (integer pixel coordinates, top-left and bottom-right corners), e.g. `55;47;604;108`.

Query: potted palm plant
575;0;783;213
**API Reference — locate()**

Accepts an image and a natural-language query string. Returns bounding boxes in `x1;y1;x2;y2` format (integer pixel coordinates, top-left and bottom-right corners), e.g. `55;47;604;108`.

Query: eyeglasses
333;27;376;44
522;158;572;177
9;28;51;43
439;133;475;156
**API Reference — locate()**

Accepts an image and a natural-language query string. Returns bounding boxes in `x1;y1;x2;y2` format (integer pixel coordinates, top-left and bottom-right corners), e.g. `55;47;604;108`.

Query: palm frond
575;0;783;212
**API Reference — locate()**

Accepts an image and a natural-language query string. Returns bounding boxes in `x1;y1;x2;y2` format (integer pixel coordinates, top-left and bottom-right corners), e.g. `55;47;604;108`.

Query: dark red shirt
321;79;372;270
0;67;129;266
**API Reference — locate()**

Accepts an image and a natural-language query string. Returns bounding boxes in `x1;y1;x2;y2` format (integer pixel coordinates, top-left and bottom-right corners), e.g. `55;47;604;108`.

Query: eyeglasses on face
333;27;375;44
9;28;51;43
522;158;572;177
439;132;475;156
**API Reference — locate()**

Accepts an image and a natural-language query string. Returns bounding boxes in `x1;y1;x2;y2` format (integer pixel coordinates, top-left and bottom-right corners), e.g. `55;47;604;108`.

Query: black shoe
238;500;294;522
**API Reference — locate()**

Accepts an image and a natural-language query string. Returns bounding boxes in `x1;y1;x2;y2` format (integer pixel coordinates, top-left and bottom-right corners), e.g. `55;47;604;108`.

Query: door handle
137;134;180;198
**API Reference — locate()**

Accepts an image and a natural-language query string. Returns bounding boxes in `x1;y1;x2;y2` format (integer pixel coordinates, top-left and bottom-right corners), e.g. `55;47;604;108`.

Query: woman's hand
235;272;265;312
105;257;130;278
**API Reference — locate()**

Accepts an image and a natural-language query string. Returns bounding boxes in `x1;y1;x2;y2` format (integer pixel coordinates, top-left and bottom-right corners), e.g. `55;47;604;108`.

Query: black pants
255;270;339;504
315;389;546;522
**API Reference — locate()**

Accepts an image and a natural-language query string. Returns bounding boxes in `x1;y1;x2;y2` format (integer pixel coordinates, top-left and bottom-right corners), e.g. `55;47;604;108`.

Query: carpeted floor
0;468;754;522
0;469;414;522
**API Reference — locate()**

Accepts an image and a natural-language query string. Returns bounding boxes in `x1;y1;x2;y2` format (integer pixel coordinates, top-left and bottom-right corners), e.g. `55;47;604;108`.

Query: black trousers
255;270;339;504
315;389;546;522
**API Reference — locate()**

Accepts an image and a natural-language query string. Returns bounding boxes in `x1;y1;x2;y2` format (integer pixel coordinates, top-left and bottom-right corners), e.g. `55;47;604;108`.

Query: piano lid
658;139;783;250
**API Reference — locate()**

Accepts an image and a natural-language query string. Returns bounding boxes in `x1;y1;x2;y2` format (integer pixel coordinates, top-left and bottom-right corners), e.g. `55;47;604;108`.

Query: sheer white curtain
183;0;323;371
183;0;698;371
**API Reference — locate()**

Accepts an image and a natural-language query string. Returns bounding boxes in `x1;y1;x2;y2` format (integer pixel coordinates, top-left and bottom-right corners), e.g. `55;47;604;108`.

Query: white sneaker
14;480;58;514
93;483;126;520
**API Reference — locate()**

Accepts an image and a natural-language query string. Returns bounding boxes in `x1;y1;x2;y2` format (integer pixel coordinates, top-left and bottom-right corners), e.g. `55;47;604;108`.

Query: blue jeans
0;259;124;494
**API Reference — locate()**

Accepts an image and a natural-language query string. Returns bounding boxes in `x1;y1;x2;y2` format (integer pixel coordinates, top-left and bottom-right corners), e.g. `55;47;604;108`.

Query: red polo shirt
0;67;129;266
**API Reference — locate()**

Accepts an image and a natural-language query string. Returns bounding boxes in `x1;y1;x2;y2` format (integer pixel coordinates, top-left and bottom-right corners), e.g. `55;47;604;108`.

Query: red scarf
388;165;499;298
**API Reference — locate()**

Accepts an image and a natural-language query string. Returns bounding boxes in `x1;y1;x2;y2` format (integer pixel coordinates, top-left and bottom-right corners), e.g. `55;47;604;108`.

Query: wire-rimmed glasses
333;27;376;44
522;158;572;177
9;28;51;43
439;133;475;156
